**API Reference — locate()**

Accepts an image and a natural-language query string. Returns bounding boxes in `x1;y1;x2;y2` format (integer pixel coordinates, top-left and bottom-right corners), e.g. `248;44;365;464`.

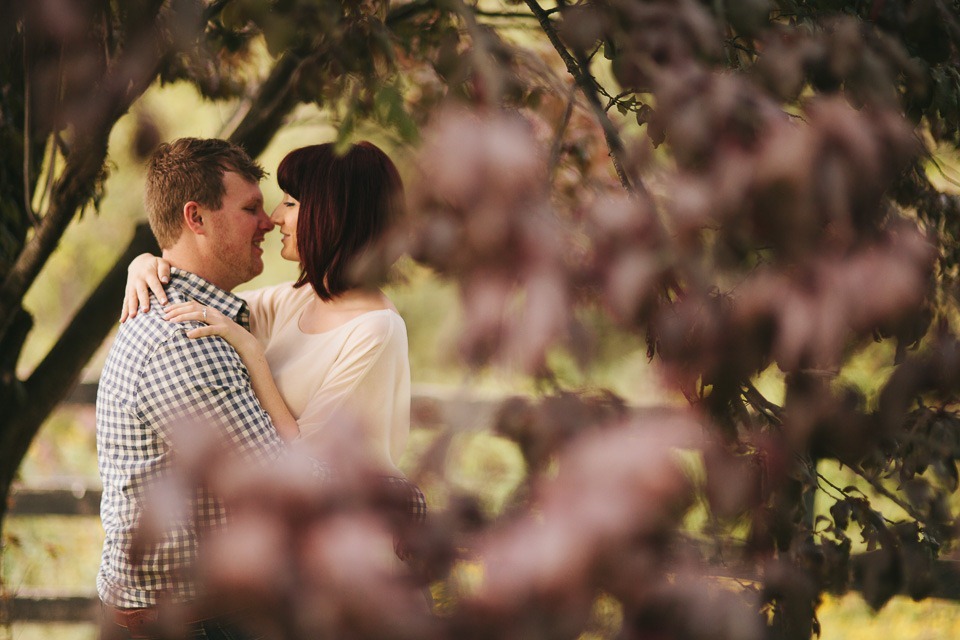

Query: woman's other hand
121;253;171;322
163;301;258;354
164;300;297;440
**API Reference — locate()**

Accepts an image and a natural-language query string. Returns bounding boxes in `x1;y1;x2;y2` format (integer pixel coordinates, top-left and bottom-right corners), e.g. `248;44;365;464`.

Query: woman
123;141;409;476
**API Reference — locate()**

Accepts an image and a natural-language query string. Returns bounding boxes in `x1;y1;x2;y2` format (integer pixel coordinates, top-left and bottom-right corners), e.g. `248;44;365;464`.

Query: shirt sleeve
136;328;285;465
297;313;411;468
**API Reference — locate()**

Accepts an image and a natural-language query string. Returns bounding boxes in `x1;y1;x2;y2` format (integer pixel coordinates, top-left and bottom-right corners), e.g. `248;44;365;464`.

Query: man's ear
182;202;205;235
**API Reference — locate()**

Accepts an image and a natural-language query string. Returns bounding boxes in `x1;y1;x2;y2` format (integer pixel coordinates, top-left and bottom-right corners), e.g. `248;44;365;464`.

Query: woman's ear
183;202;205;235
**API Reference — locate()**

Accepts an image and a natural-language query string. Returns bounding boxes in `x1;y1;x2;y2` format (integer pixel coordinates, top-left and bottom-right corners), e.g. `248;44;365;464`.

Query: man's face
202;171;273;290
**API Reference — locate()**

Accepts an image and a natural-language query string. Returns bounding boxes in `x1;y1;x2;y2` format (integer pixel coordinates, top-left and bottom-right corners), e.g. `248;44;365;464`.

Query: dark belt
104;604;206;639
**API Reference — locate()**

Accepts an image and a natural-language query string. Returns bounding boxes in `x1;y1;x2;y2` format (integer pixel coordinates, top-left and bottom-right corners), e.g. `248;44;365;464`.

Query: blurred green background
3;79;960;640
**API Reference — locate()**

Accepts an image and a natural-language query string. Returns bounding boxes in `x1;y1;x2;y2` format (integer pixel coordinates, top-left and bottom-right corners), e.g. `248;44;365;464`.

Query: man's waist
97;563;197;610
102;602;214;637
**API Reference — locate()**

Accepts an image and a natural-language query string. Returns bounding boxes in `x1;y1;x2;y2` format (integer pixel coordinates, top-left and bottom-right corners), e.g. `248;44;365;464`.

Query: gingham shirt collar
167;267;249;329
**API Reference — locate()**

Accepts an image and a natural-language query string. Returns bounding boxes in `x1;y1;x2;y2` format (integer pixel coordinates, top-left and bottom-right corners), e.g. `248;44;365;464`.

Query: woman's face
270;192;300;262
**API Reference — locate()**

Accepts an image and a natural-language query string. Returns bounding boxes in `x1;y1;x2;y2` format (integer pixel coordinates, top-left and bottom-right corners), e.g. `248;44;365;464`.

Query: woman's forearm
234;335;301;441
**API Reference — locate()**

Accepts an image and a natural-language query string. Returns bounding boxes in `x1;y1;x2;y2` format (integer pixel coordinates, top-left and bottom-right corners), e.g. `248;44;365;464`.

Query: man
96;138;424;639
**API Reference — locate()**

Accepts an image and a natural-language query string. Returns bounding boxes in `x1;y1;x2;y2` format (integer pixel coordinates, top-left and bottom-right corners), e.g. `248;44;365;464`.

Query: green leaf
335;104;358;150
374;82;419;143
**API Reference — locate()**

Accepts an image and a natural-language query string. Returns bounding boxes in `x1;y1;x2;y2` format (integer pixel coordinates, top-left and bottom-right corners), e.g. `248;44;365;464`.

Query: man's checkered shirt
96;269;287;608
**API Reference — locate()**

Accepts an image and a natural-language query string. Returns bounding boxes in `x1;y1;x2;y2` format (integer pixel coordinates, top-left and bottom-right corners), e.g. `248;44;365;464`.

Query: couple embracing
96;137;424;639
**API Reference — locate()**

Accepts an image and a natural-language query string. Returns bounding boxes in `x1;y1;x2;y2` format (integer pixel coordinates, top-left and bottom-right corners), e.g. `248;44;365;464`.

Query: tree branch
22;30;36;229
225;50;311;158
603;89;638;112
523;0;650;199
5;224;159;473
549;81;577;182
0;308;32;380
386;0;439;26
0;6;171;345
0;138;112;347
741;380;784;426
850;464;933;527
474;10;543;20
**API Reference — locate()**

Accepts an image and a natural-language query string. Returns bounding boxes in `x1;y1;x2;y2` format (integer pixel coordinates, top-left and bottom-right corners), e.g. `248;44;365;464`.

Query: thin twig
36;136;56;220
386;0;437;25
927;154;960;190
474;10;541;20
850;464;930;525
726;40;759;56
575;48;642;194
604;89;635;110
202;0;232;23
21;24;39;228
587;41;604;61
36;47;66;219
603;89;645;115
523;0;644;197
815;470;899;527
741;381;784;426
548;81;577;183
815;471;849;501
446;0;503;107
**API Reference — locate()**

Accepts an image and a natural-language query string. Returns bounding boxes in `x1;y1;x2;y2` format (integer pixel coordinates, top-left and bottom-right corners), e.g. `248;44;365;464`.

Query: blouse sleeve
238;283;294;342
297;312;411;471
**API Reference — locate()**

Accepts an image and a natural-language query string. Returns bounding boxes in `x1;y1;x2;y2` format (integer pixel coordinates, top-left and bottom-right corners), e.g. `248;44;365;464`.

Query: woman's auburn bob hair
277;141;405;301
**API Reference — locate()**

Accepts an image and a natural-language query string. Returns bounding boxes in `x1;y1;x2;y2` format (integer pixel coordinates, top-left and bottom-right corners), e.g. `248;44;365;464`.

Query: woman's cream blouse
240;283;410;473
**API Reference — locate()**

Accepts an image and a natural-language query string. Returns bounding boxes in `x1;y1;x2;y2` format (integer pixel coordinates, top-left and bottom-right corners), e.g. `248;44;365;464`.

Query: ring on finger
202;307;207;322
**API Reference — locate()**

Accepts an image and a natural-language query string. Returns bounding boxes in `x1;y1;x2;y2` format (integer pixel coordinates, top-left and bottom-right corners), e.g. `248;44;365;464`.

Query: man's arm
136;329;286;464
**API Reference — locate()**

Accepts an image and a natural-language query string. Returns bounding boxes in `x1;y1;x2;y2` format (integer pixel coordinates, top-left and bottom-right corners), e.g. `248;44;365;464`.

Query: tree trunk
0;224;158;530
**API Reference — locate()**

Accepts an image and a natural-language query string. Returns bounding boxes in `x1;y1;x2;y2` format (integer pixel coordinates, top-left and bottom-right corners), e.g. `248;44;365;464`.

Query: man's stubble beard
212;243;262;291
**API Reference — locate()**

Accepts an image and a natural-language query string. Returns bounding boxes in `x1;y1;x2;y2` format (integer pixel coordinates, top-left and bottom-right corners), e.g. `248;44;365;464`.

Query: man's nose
259;209;275;230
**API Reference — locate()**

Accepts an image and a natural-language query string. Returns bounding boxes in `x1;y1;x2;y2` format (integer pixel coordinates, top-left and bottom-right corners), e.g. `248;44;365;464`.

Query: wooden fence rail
8;486;101;517
2;485;98;624
5;589;98;624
